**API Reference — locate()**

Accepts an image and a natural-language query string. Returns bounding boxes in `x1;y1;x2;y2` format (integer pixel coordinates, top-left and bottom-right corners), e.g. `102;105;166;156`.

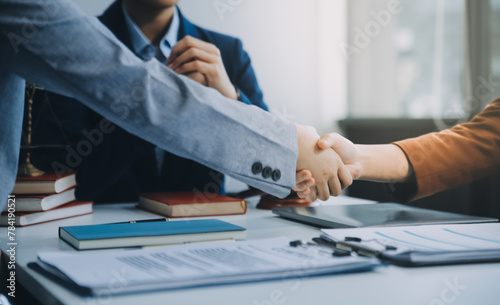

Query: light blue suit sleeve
0;0;298;207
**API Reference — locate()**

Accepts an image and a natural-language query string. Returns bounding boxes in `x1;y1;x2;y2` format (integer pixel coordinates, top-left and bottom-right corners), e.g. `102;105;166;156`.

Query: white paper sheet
37;237;378;294
322;222;500;254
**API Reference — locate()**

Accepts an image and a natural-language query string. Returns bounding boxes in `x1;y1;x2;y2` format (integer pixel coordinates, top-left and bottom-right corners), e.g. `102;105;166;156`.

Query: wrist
295;123;319;169
356;144;410;183
353;144;366;180
222;85;238;100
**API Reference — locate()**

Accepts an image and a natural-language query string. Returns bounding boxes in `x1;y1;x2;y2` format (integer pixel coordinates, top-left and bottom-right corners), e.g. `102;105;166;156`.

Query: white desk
2;196;499;305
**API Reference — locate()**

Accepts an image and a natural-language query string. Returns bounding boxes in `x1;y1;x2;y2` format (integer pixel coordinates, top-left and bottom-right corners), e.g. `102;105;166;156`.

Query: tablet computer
272;203;498;228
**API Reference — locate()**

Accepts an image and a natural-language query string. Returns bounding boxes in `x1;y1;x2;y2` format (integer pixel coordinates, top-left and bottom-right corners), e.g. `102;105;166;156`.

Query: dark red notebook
138;192;247;218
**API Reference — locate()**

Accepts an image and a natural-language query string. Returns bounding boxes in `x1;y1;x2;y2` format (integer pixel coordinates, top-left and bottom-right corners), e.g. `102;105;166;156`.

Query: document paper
322;223;500;254
36;237;378;294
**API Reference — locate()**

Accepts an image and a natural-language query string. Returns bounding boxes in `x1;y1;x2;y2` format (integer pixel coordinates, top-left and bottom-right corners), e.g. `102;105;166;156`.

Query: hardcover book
0;201;93;227
3;188;76;212
59;219;246;250
138;192;247;218
12;173;76;195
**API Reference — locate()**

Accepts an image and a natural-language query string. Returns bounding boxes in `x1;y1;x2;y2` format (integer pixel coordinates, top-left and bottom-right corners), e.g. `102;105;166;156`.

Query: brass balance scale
18;84;65;177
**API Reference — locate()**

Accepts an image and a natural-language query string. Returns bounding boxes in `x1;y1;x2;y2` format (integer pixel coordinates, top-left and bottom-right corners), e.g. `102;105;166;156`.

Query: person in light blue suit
0;0;352;212
32;0;270;202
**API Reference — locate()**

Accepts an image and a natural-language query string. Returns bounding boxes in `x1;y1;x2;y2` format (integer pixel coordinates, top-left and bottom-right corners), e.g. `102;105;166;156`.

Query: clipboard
379;249;500;267
319;223;500;267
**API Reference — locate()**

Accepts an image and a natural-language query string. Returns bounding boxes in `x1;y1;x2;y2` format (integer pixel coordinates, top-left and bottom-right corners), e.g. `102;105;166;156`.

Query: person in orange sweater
294;98;500;202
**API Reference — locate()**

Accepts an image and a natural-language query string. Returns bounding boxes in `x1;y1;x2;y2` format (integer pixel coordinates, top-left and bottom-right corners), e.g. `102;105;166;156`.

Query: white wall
71;0;347;134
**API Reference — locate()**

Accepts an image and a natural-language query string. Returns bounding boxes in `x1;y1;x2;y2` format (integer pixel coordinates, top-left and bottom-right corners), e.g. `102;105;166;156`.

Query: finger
305;187;318;202
184;72;208;86
168;36;219;65
328;175;342;197
317;133;357;163
317;133;342;150
293;178;315;192
174;60;211;75
168;36;204;64
318;133;354;152
295;170;312;184
316;179;330;201
296;188;310;199
338;163;353;189
305;186;318;202
168;47;217;70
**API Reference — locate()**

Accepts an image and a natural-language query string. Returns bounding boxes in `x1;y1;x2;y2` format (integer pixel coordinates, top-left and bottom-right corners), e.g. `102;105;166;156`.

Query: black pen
336;241;381;257
105;218;170;225
314;237;351;257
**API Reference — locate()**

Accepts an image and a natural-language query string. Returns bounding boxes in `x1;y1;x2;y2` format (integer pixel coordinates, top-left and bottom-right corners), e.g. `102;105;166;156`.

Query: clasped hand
294;127;361;202
167;36;238;100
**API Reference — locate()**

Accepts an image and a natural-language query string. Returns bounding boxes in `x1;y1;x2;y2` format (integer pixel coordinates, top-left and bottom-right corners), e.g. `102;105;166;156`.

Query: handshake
293;124;360;202
293;124;410;202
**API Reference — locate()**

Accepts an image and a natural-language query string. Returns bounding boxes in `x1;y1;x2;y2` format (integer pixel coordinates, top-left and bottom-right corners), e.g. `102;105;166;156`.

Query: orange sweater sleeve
391;98;500;202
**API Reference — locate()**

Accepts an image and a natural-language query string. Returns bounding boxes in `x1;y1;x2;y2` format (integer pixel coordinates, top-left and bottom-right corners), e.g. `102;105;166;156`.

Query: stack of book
1;173;93;227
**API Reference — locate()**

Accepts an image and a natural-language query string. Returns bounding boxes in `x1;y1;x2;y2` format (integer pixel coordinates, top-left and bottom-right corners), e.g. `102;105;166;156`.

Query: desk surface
1;196;499;305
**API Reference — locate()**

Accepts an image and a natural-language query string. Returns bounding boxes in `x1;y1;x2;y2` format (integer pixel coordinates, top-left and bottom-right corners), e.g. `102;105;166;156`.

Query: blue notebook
59;219;246;250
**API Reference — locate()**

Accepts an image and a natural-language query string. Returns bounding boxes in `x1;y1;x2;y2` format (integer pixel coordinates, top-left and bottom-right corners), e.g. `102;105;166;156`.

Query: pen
336;241;381;257
312;237;351;257
290;238;352;257
106;218;170;225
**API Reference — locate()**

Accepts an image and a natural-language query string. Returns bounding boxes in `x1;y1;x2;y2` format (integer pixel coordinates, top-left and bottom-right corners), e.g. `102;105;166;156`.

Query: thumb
317;133;347;150
317;136;332;150
317;133;357;162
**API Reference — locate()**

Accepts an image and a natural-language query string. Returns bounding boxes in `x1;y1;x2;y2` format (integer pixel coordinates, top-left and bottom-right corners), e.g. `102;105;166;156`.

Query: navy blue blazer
32;1;268;203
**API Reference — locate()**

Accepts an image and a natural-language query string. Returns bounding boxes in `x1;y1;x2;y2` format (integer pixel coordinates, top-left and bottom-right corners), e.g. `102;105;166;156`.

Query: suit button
272;169;281;181
252;162;263;174
262;166;272;178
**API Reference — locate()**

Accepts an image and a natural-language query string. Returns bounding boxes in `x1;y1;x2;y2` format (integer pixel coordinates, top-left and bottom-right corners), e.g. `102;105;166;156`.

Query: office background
71;0;500;217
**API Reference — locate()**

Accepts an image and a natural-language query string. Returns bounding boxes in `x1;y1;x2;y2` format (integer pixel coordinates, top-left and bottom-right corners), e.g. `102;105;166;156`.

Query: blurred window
346;0;464;118
492;0;500;93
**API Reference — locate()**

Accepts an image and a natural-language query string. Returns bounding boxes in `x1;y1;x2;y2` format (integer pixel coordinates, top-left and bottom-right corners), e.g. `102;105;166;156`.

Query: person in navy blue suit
32;0;268;202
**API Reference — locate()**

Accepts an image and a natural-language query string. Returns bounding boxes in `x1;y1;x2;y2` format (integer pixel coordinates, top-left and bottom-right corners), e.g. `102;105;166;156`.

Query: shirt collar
122;3;180;61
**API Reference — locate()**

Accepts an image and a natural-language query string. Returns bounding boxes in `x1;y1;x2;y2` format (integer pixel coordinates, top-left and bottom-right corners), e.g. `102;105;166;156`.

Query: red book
3;188;76;212
12;173;76;195
0;201;93;227
138;192;247;218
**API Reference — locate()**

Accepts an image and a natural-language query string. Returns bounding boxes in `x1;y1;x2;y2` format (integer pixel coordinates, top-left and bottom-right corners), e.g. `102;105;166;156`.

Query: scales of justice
18;83;64;177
